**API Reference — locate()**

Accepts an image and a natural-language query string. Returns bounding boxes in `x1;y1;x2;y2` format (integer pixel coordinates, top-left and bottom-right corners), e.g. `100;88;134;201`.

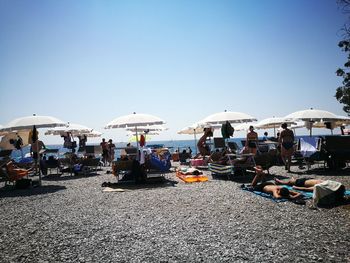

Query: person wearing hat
245;126;258;155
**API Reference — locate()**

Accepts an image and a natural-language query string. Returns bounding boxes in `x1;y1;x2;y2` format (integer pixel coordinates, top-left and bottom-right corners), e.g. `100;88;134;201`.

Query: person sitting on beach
250;166;301;200
279;123;295;172
245;126;258;155
263;132;269;141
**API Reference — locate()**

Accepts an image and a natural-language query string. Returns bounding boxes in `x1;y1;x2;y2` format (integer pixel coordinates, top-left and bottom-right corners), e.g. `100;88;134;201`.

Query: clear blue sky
0;0;347;144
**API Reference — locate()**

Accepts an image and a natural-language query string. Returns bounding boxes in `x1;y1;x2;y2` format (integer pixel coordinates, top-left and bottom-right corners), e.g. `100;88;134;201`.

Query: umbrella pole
194;130;197;155
135;126;139;161
37;139;42;186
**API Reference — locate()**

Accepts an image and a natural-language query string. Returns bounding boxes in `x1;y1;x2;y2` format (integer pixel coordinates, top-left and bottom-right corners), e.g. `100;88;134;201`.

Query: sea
9;135;321;162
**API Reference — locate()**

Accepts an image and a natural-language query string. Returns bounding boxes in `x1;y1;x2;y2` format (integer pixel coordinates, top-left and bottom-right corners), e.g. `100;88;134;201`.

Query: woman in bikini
245;126;258;155
279;123;295;172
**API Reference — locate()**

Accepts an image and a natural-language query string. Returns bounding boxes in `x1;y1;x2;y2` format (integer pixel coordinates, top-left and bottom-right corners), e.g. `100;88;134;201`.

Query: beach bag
313;180;345;207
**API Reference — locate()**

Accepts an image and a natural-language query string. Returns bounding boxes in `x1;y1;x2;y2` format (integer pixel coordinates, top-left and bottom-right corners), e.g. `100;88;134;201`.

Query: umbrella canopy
0;114;66;185
0;114;66;132
105;112;165;155
45;123;93;136
126;125;168;133
0;130;30;150
233;123;258;132
105;112;165;129
284;108;343;136
284;108;339;122
83;130;103;137
199;110;257;125
256;117;296;137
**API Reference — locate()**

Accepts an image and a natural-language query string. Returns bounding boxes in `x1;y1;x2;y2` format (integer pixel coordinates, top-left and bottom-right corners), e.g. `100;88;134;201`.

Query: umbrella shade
233;123;258;132
0;130;30;150
200;110;257;125
105;112;165;156
45;123;93;136
0;114;66;132
256;117;296;129
284;108;339;122
126;125;167;133
83;130;103;137
105;112;165;129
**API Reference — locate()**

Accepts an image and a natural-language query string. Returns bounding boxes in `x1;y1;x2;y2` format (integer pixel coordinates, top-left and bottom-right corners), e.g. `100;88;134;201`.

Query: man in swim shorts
250;166;301;199
275;177;323;192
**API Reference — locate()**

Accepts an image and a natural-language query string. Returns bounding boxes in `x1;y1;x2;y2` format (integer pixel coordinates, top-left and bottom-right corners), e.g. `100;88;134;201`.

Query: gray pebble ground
0;163;349;263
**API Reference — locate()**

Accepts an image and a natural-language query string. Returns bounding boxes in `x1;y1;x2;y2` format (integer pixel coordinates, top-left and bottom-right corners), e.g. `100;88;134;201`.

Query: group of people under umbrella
0;108;349;186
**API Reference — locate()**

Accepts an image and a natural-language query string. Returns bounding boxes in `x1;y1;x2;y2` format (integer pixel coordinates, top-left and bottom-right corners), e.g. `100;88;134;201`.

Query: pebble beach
0;164;349;263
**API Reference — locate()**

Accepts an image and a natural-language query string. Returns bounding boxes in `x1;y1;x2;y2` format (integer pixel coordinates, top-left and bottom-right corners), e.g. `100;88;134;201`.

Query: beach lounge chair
81;157;101;175
295;137;325;170
112;160;134;180
208;163;233;180
1;160;30;185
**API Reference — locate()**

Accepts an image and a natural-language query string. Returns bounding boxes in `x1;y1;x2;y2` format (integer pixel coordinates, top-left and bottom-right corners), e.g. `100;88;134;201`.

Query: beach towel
102;187;125;192
240;184;309;203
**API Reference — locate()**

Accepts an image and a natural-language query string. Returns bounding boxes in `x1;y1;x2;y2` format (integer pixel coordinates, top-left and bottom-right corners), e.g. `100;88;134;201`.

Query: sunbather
274;177;324;192
195;128;212;158
250;166;301;200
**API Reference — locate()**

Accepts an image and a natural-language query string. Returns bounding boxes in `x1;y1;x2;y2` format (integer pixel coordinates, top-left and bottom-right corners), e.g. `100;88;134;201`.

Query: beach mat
240;184;310;203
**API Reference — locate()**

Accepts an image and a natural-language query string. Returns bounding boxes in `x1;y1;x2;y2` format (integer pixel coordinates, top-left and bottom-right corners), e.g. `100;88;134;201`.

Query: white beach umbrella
45;123;93;136
177;122;206;155
200;110;257;125
256;117;296;137
105;112;165;129
0;114;66;185
83;130;103;138
233;123;259;132
284;108;340;136
0;114;66;132
126;125;168;133
105;112;166;155
0;130;31;150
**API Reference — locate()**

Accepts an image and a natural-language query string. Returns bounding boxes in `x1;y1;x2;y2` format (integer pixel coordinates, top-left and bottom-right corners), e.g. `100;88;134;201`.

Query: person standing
245;126;258;155
108;139;116;165
279;123;295;172
100;138;109;166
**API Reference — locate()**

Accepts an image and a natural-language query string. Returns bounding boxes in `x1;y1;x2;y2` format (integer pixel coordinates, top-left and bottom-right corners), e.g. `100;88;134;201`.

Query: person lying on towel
274;177;324;192
274;176;346;206
250;166;301;200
